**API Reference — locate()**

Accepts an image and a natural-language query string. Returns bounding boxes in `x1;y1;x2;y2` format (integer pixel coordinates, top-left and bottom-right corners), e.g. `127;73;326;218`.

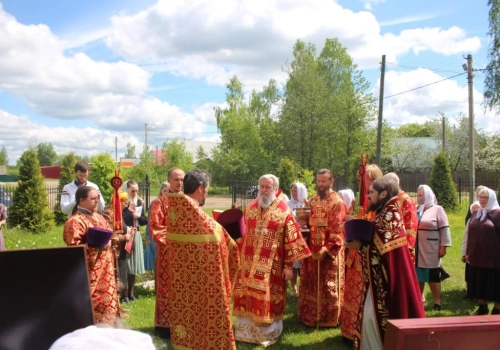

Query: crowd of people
41;160;500;349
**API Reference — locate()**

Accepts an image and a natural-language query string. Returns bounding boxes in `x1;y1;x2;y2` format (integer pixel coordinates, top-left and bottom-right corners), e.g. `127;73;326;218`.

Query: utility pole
442;116;445;152
376;55;386;166
464;54;475;205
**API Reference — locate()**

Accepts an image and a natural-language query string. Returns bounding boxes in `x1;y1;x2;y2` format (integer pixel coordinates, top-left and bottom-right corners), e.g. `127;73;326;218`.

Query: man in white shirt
60;161;105;218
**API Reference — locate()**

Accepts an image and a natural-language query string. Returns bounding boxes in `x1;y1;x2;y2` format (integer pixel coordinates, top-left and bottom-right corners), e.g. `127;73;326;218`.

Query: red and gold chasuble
149;196;170;329
233;197;311;324
397;191;418;263
341;210;375;340
63;211;119;325
353;197;425;350
164;194;240;350
298;191;346;327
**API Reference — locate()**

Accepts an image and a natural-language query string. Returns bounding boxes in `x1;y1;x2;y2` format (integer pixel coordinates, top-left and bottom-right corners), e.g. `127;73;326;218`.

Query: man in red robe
383;172;418;262
233;174;311;347
347;178;425;350
166;169;240;350
298;169;346;327
149;167;185;338
63;186;119;325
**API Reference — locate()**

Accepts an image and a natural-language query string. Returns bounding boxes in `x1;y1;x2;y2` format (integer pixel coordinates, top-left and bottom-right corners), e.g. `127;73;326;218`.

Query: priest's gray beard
258;192;276;208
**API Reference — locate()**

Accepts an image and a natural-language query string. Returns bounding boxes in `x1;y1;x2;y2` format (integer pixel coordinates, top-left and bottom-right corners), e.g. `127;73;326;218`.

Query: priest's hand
312;247;328;260
344;240;362;251
282;267;293;281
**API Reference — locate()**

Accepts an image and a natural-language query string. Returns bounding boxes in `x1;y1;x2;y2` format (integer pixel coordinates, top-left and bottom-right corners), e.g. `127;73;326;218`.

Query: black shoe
129;295;138;302
473;305;489;315
433;304;441;311
492;308;500;315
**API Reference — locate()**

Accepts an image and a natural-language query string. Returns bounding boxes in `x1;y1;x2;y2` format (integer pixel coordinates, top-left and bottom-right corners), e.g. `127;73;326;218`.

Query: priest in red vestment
383;172;418;262
298;169;346;328
149;167;185;338
63;186;120;325
348;178;425;350
233;174;311;347
341;163;383;344
166;169;240;350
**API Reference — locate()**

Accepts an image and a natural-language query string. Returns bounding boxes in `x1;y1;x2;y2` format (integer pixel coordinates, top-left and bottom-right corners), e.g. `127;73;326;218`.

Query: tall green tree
484;0;500;112
428;152;459;212
277;157;297;195
124;143;137;158
279;39;375;182
0;146;8;166
36;142;58;166
54;153;78;224
213;76;276;184
8;147;54;232
162;139;194;172
88;153;116;202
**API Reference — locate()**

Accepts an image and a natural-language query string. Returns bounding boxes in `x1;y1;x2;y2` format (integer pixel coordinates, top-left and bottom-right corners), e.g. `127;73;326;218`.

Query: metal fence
230;178;258;210
397;171;500;207
0;176;151;211
229;171;500;210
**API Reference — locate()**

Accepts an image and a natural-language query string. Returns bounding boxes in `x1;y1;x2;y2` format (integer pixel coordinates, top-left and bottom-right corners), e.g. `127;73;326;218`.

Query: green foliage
125;142;137;158
0;146;8;166
54;153;78;225
212;76;278;184
484;0;500;112
280;39;375;178
296;168;316;197
8;148;54;233
88;153;116;202
277;157;297;194
36;142;58;166
396;122;434;137
161;139;194;172
429;152;459;212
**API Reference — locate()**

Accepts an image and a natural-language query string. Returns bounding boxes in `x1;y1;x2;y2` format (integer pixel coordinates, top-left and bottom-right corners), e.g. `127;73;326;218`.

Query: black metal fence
0;175;151;211
231;177;258;209
229;171;500;210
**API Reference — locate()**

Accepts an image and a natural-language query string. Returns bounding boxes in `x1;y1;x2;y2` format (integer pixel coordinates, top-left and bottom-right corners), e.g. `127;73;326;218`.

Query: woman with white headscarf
462;186;500;315
288;182;309;296
415;184;452;311
338;189;355;216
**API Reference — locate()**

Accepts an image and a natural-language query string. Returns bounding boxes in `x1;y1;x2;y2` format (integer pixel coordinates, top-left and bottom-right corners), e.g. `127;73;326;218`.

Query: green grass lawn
3;205;481;349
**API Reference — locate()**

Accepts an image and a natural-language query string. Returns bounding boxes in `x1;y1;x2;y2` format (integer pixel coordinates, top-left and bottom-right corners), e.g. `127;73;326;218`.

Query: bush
8;148;54;233
428;152;459;212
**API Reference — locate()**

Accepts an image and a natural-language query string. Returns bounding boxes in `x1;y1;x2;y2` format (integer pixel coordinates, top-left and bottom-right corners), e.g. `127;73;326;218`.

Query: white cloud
381;68;498;134
104;0;481;88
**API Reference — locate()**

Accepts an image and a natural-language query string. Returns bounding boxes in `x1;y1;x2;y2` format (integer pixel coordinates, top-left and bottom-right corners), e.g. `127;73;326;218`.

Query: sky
0;0;495;165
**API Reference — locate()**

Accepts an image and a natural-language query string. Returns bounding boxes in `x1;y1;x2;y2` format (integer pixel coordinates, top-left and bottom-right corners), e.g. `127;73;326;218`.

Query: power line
385;61;463;74
383;72;467;99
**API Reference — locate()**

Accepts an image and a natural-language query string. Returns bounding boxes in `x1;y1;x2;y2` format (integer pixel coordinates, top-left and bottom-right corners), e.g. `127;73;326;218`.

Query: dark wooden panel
0;246;94;350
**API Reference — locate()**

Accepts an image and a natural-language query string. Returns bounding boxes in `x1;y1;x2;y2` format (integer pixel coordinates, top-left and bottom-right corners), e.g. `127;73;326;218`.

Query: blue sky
0;0;494;165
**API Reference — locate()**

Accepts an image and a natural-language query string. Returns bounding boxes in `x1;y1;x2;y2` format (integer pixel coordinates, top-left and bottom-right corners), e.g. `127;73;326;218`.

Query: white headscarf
289;182;308;209
49;326;155;350
417;184;438;216
476;187;500;221
338;189;355;211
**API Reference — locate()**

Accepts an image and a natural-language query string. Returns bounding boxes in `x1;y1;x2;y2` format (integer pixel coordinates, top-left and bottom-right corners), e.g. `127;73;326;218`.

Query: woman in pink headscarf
462;186;500;315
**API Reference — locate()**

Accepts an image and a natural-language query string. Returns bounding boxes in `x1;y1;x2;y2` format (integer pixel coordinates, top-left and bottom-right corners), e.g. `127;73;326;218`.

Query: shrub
8;148;54;232
428;151;459;212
